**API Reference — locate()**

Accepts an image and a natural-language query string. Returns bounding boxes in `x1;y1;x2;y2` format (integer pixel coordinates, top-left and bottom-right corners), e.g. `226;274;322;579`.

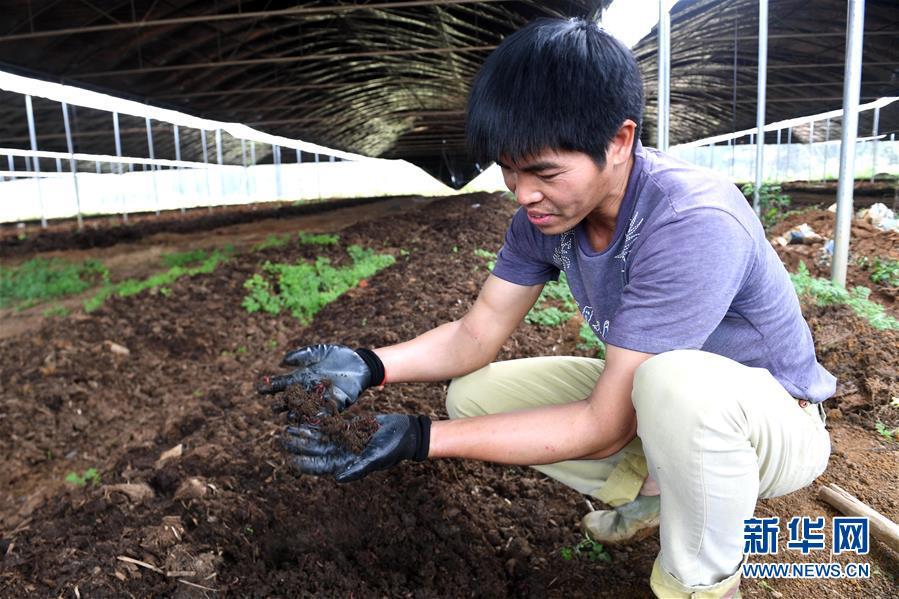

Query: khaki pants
446;350;830;589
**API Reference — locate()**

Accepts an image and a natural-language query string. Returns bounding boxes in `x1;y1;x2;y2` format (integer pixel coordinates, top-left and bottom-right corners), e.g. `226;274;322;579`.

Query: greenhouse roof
0;0;895;187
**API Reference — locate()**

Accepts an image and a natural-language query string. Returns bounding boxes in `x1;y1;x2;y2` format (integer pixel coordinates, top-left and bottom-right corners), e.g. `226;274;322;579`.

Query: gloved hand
282;414;430;482
257;344;385;412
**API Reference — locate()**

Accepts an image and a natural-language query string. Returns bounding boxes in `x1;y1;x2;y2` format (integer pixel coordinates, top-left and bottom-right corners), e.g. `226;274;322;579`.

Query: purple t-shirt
492;142;836;403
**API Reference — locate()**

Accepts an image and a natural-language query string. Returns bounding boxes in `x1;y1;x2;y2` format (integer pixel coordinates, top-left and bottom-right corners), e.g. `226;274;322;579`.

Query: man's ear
607;120;637;167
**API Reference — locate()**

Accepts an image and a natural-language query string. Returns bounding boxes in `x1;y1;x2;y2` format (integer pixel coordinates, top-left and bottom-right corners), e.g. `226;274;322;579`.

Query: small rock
174;477;207;501
104;341;130;356
156;444;183;467
103;483;155;503
504;558;518;576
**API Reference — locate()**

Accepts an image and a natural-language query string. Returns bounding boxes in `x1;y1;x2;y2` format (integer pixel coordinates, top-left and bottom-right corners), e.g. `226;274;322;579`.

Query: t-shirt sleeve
604;208;756;354
491;207;560;286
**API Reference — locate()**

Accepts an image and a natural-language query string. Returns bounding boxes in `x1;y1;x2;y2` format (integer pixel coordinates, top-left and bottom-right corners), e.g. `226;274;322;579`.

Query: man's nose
515;178;543;206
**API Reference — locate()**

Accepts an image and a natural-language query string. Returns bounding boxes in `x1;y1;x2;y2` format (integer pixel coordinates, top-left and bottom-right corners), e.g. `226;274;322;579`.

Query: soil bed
1;192;897;598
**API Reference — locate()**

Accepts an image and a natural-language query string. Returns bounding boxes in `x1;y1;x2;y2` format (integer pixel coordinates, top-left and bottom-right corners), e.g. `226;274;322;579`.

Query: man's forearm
373;318;497;383
428;399;637;464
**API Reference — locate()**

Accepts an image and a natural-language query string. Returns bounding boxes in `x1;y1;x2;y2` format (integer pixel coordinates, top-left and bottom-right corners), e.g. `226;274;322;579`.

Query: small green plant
874;421;896;443
740;182;792;229
267;339;279;349
297;232;339;246
42;304;70;318
560;537;611;562
253;234;292;251
84;250;229;312
65;467;101;487
790;262;899;330
473;248;497;271
161;248;209;268
159;286;172;297
242;245;395;323
1;257;108;309
867;257;899;287
578;321;606;359
236;345;248;355
526;273;579;327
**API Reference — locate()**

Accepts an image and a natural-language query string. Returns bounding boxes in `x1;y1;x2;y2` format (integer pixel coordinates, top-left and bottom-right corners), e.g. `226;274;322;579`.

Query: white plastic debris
857;203;898;232
785;223;824;245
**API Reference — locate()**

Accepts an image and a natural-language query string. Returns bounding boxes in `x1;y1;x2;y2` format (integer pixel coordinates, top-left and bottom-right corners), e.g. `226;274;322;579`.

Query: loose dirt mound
1;193;897;597
770;209;898;312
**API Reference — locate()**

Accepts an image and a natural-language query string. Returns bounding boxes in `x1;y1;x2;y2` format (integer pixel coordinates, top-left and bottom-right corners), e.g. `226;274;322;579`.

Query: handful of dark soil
272;383;379;454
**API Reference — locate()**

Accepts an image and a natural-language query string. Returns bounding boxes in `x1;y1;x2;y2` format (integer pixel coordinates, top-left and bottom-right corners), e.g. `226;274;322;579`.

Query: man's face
498;148;612;235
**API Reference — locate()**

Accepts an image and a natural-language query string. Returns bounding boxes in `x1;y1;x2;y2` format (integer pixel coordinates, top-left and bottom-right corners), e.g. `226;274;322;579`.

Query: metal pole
752;0;768;216
807;120;815;181
174;124;184;213
242;138;249;199
201;128;211;210
822;117;831;181
95;160;101;174
250;141;256;198
7;155;14;175
61;102;83;229
315;153;321;199
870;105;880;182
146;116;159;215
25;95;47;228
785;127;792;179
657;0;671;152
775;128;781;181
728;138;734;177
296;148;303;200
832;0;866;287
215;128;224;204
273;145;282;199
113;111;128;223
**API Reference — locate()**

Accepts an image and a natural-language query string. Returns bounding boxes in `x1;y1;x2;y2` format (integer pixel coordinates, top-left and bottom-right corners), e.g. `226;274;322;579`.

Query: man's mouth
527;211;555;225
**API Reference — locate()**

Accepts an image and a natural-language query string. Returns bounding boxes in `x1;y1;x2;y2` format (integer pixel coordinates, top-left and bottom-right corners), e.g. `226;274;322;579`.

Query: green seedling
473;248;497;271
560;537;611;562
874;421;896;443
253;234;292;251
577;321;606;359
267;339;279;349
740;183;793;229
790;262;898;330
42;304;70;318
242;244;395;323
1;257;108;309
297;232;339;246
65;467;101;487
868;257;899;287
161;248;209;268
85;250;229;312
236;345;248;355
526;273;579;327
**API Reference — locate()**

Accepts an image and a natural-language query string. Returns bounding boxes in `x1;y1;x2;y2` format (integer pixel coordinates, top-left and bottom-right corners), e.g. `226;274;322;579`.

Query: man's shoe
581;494;660;545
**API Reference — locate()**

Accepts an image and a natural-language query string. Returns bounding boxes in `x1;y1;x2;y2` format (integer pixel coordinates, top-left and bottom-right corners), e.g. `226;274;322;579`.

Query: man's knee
632;350;717;433
445;371;486;419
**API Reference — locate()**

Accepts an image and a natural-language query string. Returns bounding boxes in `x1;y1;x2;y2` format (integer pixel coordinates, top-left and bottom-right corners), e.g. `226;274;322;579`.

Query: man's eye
538;173;559;181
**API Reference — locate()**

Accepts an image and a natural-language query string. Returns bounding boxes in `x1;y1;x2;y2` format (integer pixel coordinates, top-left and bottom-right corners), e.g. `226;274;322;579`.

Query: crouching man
259;18;834;598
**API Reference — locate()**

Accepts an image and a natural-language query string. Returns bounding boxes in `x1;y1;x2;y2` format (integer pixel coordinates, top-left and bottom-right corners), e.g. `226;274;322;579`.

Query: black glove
257;344;385;412
282;414;430;482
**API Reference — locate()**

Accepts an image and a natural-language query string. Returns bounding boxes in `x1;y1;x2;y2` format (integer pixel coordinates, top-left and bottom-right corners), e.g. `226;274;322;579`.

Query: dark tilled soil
1;192;897;598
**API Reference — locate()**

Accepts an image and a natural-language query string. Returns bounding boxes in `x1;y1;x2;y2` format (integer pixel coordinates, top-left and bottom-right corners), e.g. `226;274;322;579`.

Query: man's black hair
466;18;644;168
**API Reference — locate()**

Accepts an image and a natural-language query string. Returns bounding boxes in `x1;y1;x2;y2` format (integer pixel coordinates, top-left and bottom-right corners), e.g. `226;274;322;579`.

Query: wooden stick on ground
817;483;899;554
